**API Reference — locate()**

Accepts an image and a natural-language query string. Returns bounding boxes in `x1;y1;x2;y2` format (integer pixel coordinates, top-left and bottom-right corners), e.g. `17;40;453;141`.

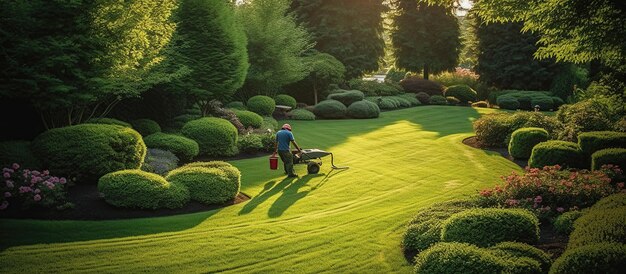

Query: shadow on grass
268;173;324;218
239;176;297;215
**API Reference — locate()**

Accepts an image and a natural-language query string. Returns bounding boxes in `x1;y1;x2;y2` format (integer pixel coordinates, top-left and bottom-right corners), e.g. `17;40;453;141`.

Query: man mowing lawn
273;123;302;177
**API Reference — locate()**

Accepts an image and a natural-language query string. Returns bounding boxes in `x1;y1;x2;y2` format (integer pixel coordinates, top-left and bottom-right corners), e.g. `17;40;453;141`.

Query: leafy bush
550;243;626;274
327;90;365;107
397;93;421;106
85;118;131;128
232;110;263;129
347;100;380;119
238;134;264;154
166;114;202;131
550;64;589;99
203;100;246;135
0;141;41;170
477;165;622;219
551;96;565;108
260;116;278;131
181;117;238;157
489;90;554;106
531;97;554;111
182;161;241;184
473;112;560;147
591;148;626;171
259;133;276;152
416;92;430;104
225;101;246;110
614;116;626;132
375;97;399;110
141;149;179;176
432;68;480;90
489;242;552;274
441;208;539;247
98;170;189;209
446;96;460;105
247;95;276;116
528;141;585;168
399;77;444;96
313;99;347;119
568;207;626;249
143;133;199;162
166;165;239;205
578;131;626;156
556;99;614;141
274;94;297;108
1;164;68;210
508;127;550;159
553;210;585;235
444;84;478;104
32;124;146;183
428;95;448;105
497;95;520;110
471;101;489;108
347;79;403;96
288;108;316;120
130;119;161;137
590;193;626;210
388;96;412;108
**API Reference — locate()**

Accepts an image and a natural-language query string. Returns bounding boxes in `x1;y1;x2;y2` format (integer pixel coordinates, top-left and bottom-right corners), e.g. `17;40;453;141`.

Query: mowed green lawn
0;106;521;273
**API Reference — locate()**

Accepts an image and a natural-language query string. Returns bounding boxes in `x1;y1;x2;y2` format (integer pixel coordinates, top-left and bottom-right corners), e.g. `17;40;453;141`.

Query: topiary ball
247;95;276;116
577;131;626;156
398;93;421;106
130;119;161;137
429;95;448;105
181;117;238;157
166;165;240;205
528;140;585;168
550;243;626;274
232;110;263;129
288;109;316;120
378;97;399;110
444;84;478;104
32;124;146;183
98;169;189;209
274;94;297;109
416;92;431;104
327;90;365;107
531;97;554;111
497;96;520;110
347;100;380;119
508;127;550;159
313;99;347;119
389;96;412;108
182;161;241;184
225;101;246;110
591;148;626;171
553;210;585;235
85;118;132;128
143;132;200;162
489;242;552;274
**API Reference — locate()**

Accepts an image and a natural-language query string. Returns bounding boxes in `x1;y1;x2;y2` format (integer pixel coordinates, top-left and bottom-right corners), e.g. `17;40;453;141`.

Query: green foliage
472;101;489;108
489;242;552;274
260;117;279;132
508;127;550;159
473;112;560;147
389;96;412;108
347;100;380;119
327;90;365;107
446;96;460;105
98;170;189;209
432;68;480;91
0;141;41;170
246;95;276;116
550;243;626;274
553;210;585;235
556;99;615;141
182;161;241;184
592;148;626;171
550;64;589;99
238;0;312;96
400;78;444;96
167;114;202;131
551;97;565;109
377;98;400;110
225;101;246;110
290;0;385;78
85;118;131;128
166;165;240;205
497;96;521;110
397;94;421;106
313;100;347;119
232;110;263;129
578;131;626;156
289;51;346;105
141;149;179;176
444;85;478;104
347;79;403;97
531;97;555;111
441;208;539;247
415;92;431;104
274;95;297;109
181;117;238;157
143;132;199;162
391;0;461;79
428;95;448;105
130;119;161;137
529;141;585;169
489;90;554;108
32;124;146;183
237;134;264;154
287;109;316;120
385;67;408;83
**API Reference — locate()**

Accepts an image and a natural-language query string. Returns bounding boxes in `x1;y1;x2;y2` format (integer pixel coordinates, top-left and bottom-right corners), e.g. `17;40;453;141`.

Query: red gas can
269;155;278;170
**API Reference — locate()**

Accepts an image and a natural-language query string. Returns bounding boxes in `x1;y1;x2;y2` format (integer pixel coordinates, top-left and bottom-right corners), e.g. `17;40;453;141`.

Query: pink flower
12;163;19;169
618;182;624;189
557;207;565;213
3;172;10;178
31;170;40;176
6;180;14;188
4;192;11;198
18;186;32;193
45;182;55;189
43;170;49;176
534;196;543;204
59;178;67;184
33;194;41;201
34;188;41;194
0;201;8;210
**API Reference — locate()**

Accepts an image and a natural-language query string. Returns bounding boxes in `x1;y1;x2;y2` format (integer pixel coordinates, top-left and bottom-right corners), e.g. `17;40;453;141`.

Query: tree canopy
300;51;346;104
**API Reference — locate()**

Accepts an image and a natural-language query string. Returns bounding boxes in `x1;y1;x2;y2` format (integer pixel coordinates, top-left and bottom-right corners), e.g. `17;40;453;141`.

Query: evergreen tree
390;0;461;79
290;51;346;105
290;0;386;79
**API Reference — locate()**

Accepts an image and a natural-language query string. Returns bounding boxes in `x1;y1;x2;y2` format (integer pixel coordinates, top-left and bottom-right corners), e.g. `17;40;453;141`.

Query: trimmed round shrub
288;108;316;120
0;141;41;170
615;116;626;132
553;210;585;235
389;96;412;108
528;141;585;169
327;90;365;107
531;97;554;111
130;119;161;137
399;77;444;95
416;92;430;104
225;101;246;110
428;95;448;105
577;131;626;156
592;148;626;170
32;124;146;182
181;117;238;157
550;243;626;274
347;100;380;119
232;110;263;129
497;95;520;110
568;207;626;249
444;84;477;104
98;169;189;209
378;97;399;110
398;93;421;106
446;96;460;105
518;96;533;110
166;166;239;204
313;99;347;119
260;116;278;131
85;117;131;128
441;208;539;247
143;132;199;162
508;127;550;159
490;242;552;274
182;161;240;183
471;101;489;108
247;95;276;116
237;134;264;154
274;94;297;109
591;193;626;210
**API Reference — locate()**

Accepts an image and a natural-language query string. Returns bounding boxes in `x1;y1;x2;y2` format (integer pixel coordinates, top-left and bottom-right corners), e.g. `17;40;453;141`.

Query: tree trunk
313;81;319;105
423;64;429;80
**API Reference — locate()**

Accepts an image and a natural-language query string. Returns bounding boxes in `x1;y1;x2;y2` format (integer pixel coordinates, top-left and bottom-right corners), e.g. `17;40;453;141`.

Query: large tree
290;0;386;79
293;51;346;105
390;0;461;79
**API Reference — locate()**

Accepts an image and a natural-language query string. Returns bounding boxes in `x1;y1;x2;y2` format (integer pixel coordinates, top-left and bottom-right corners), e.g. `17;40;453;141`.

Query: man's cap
282;124;292;131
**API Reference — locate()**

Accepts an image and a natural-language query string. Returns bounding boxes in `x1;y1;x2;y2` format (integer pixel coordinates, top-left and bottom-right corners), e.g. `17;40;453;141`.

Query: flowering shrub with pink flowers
1;163;68;210
477;164;625;219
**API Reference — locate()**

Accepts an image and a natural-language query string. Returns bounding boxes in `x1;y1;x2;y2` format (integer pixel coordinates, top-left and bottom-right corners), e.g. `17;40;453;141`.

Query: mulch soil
462;136;528;168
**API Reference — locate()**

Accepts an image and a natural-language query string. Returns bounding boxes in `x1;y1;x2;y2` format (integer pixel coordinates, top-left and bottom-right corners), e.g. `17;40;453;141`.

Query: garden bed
463;136;527;168
0;185;249;221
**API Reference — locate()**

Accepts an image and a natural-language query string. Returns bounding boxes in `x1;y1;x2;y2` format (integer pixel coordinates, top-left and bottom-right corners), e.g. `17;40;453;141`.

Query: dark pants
278;150;295;176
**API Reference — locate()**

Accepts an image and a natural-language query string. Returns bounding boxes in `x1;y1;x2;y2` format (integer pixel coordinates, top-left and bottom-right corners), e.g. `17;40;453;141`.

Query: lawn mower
293;149;349;174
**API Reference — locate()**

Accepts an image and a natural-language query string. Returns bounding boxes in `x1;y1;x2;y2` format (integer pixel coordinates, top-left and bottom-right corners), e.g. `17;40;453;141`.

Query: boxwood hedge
233;110;263;129
347;100;380;119
274;94;297;109
166;165;240;205
327;90;365;107
314;99;347;119
591;148;626;170
577;131;626;156
550;243;626;274
288;108;316;120
528;141;585;168
444;84;477;104
508;127;550;159
181;117;238;157
143;132;199;162
247;95;276;116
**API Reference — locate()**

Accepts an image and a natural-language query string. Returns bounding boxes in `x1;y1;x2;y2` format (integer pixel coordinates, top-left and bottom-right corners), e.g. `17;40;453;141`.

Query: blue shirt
276;129;294;151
